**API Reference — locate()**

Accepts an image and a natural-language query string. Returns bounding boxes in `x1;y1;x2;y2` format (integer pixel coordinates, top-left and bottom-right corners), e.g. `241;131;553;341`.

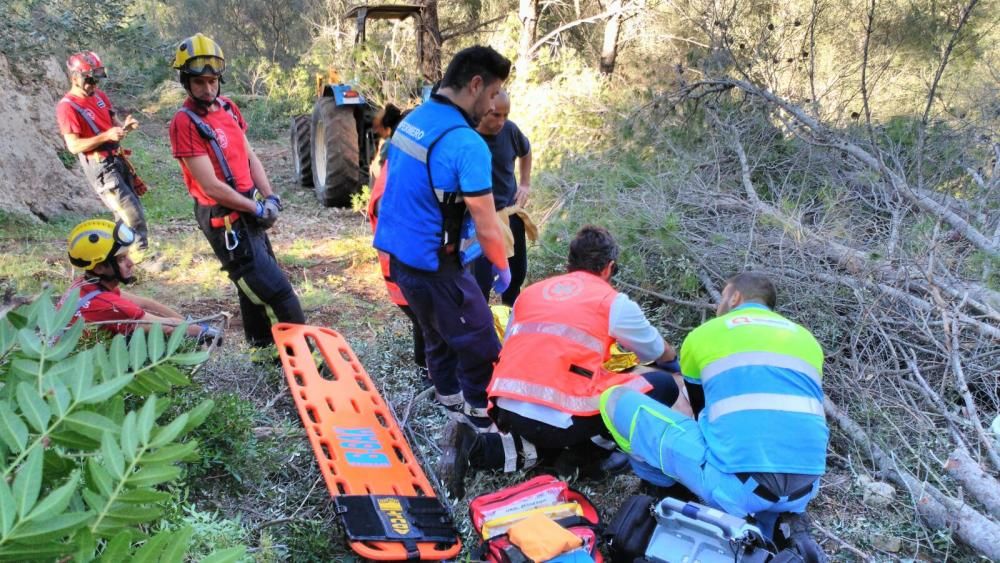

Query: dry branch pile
624;74;999;560
535;1;998;555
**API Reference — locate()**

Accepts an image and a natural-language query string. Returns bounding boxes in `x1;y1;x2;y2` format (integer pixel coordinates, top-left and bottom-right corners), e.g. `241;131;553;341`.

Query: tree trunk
420;0;443;82
516;0;539;80
599;0;624;75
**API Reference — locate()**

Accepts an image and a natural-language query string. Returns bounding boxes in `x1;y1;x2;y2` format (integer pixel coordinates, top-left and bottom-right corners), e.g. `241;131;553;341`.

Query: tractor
290;4;431;207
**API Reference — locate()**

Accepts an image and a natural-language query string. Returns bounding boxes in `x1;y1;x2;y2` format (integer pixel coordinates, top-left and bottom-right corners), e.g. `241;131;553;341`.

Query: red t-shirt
168;96;253;205
56;90;115;138
60;278;145;336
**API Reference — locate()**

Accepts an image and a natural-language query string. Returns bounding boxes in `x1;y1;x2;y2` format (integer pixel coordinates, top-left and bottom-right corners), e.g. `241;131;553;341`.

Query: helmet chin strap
180;73;222;108
95;257;135;286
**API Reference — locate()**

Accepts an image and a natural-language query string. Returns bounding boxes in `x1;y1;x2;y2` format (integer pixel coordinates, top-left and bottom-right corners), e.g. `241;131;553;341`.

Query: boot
776;513;827;563
551;448;630;481
462;404;498;433
437;420;478;499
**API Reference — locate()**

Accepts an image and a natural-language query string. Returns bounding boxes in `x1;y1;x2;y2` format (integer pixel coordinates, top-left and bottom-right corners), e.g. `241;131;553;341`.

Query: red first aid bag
469;475;603;562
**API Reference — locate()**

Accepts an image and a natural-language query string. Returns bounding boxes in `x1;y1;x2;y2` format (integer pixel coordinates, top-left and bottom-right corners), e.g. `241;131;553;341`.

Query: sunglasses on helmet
113;221;136;249
184;56;225;76
78;67;107;79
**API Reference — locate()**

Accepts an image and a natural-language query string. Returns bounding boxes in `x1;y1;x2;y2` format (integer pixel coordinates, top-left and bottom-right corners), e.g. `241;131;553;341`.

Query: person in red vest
438;225;686;498
366;107;427;374
57;51;149;249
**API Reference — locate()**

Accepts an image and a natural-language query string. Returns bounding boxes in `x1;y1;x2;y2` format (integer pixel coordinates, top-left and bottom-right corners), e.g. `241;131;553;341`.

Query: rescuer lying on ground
437;226;689;498
600;271;828;562
60;218;221;342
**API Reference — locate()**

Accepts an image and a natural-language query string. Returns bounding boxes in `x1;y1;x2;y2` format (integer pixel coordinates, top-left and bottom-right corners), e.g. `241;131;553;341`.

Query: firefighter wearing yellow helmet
173;33;227;108
60;219;219;342
168;33;305;350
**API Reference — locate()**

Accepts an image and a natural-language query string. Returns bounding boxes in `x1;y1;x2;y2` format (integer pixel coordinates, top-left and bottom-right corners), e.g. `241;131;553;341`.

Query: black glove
256;198;280;229
266;194;283;211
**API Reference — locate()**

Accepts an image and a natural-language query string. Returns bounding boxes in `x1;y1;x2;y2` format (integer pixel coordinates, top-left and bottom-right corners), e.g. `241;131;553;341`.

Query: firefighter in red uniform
438;225;686;498
167;34;305;348
57;51;150;249
60;218;219;341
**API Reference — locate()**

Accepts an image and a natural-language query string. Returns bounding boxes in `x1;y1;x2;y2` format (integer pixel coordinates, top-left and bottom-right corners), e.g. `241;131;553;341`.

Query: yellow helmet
173;33;226;75
67;219;135;270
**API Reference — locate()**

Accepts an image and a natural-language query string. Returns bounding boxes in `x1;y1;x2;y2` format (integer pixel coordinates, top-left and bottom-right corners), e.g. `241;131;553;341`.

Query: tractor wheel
290;114;313;187
311;98;360;207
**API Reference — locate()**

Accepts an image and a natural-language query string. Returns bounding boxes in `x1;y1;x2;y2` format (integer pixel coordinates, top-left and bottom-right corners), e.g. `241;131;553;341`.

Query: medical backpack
469;474;603;562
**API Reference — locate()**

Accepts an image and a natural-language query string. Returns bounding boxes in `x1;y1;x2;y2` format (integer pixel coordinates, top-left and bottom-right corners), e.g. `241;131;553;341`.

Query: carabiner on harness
224;215;239;251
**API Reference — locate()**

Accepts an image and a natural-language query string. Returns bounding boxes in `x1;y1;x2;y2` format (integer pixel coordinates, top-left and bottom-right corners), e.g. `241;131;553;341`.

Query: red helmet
66;51;107;79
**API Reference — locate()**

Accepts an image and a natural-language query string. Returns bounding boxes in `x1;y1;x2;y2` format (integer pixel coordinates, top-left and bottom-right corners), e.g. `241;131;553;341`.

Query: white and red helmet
66;51;107;79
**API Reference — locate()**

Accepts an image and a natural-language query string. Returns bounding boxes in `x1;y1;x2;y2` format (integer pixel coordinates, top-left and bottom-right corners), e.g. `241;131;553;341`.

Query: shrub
0;291;245;561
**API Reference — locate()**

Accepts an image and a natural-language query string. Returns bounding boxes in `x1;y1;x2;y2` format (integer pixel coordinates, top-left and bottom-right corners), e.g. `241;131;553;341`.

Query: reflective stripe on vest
506;321;606;355
490;375;651;415
701;351;822;387
707;393;824;423
390;133;428;163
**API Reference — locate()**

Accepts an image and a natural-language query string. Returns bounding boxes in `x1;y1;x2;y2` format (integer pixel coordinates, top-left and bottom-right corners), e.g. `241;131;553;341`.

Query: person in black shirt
473;91;533;305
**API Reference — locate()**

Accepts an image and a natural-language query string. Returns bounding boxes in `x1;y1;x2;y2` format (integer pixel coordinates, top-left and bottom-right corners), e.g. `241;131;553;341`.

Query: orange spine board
272;323;461;560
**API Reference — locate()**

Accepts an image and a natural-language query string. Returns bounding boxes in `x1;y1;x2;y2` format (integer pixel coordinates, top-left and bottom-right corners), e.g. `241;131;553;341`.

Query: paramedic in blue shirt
600;272;828;559
373;46;511;432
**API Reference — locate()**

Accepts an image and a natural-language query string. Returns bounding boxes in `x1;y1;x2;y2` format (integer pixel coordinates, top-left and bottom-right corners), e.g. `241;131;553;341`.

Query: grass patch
162;505;249;561
124;129;191;223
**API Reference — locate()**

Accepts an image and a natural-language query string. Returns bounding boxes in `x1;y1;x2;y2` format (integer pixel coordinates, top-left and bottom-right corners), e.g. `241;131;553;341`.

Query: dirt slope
0;53;103;220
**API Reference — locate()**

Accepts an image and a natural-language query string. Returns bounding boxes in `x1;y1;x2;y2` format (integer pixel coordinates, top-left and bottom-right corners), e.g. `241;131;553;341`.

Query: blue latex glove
196;322;222;346
254;201;266;217
655;354;681;374
492;264;511;294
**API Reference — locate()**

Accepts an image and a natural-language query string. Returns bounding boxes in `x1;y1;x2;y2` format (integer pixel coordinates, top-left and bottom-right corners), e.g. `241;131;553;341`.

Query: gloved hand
492;264;511;294
266;194;283;211
255;198;280;229
655;354;681;374
196;322;223;346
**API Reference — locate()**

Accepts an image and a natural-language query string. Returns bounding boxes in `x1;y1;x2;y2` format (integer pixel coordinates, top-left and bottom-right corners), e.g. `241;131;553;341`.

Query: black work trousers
482;369;681;470
397;304;426;369
195;203;305;346
474;213;527;306
391;256;500;408
81;155;149;248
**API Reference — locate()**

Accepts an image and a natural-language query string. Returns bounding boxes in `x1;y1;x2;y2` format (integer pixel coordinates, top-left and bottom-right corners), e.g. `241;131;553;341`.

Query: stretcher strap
272;323;461;561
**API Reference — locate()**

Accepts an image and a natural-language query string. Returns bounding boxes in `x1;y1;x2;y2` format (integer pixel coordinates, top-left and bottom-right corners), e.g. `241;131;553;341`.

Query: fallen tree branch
944;316;1000;472
790;269;1000;340
691;78;999;258
944;447;1000;518
812;521;871;561
825;398;1000;560
616;280;715;311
